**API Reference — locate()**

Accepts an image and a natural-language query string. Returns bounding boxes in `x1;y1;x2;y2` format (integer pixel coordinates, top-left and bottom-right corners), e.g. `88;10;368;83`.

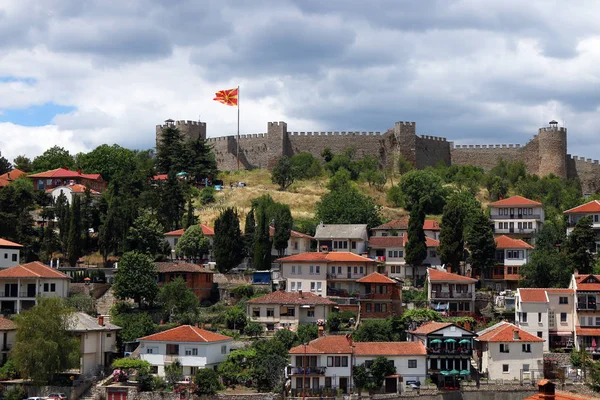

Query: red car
47;393;67;400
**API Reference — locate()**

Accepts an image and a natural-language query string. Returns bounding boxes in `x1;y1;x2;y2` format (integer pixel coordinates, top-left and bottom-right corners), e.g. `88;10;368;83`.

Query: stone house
156;262;214;302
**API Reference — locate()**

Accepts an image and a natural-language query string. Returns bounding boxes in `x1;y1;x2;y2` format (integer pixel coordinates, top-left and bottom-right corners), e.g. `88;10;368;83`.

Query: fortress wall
287;131;389;163
415;135;451;168
450;144;523;171
567;155;600;194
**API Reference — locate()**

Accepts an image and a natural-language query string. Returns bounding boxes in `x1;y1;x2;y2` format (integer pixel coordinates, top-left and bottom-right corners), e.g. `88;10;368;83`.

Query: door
27;284;36;297
385;377;397;393
339;377;348;393
108;390;127;400
347;267;352;279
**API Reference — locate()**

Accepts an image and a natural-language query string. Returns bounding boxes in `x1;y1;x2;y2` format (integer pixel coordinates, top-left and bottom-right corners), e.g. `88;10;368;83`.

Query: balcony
327;273;365;280
288;366;327;376
492;214;542;221
427;347;472;356
360;293;392;300
432;291;472;299
577;303;597;311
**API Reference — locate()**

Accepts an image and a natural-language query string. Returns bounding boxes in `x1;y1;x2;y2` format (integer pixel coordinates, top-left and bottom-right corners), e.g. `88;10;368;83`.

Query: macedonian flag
213;87;238;106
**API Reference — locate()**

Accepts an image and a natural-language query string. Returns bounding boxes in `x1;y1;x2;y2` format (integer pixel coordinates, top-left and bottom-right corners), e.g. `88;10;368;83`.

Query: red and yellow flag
213;88;238;106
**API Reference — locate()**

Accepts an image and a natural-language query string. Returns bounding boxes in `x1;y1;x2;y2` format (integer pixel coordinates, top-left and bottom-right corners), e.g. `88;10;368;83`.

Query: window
342;356;348;367
44;283;49;292
430;251;437;258
538;313;542;323
338;267;342;274
298;266;302;274
291;266;296;275
528;222;533;229
317;282;322;292
334;356;341;367
50;283;55;292
315;266;320;274
166;344;179;355
522;344;531;353
331;266;335;274
548;312;555;327
291;282;296;291
150;366;158;374
559;297;568;304
297;282;302;291
221;345;227;354
408;360;417;368
503;365;509;373
366;304;372;312
398;250;404;258
354;266;358;274
146;348;154;354
561;312;567;323
311;282;316;292
185;348;198;356
327;356;333;367
294;241;298;250
287;308;295;317
252;308;260;318
388;250;393;258
309;265;314;274
537;331;543;338
325;377;332;388
360;266;364;274
523;364;530;372
351;241;356;250
499;344;509;353
11;254;16;262
107;333;111;338
307;310;315;317
267;308;274;317
521;313;528;323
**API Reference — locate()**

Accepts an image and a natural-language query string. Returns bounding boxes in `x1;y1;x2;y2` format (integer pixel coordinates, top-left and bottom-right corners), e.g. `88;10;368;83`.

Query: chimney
447;266;452;273
77;168;82;175
98;315;104;326
318;326;324;337
536;379;555;400
298;290;303;298
6;172;10;180
345;333;353;347
201;323;205;330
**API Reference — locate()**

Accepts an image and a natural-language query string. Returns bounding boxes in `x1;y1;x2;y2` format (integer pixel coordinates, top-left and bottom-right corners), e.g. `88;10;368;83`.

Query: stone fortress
156;119;600;194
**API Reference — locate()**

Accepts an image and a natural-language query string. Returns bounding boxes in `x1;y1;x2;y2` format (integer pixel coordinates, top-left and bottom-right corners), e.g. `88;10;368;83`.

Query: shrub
199;187;216;205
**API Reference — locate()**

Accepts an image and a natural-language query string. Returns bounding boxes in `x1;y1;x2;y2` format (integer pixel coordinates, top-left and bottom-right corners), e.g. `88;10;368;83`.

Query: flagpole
237;85;240;171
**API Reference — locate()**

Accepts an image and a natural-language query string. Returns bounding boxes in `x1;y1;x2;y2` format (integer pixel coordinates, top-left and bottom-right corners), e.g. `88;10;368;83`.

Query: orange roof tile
28;168;102;181
574;274;600;291
372;218;440;231
354;341;426;356
276;252;375;263
495;235;534;249
518;289;548;303
247;290;337;306
428;268;477;283
138;325;231;342
409;321;453;335
576;327;600;336
0;262;69;279
0;238;23;248
564;200;600;214
477;322;544;342
152;174;169;181
356;272;396;284
269;226;313;239
289;335;353;354
423;220;441;231
0;169;26;187
489;195;542;207
164;224;214;237
425;237;440;247
0;318;16;330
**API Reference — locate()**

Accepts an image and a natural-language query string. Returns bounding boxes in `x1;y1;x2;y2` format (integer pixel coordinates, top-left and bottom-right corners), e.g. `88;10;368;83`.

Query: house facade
288;335;427;396
28;167;107;193
48;184;101;205
356;272;402;319
0;262;70;315
269;226;314;257
484;235;533;291
247;290;336;331
515;288;575;351
476;321;544;381
564;200;600;251
156;262;214;302
370;218;441;240
570;274;600;355
488;195;544;243
138;325;232;377
70;313;121;375
0;239;21;269
427;269;477;317
0;318;15;364
314;223;368;254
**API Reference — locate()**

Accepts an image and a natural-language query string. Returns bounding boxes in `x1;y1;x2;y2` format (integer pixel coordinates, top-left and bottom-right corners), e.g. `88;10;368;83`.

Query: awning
445;338;457;343
550;331;573;336
459;339;471;344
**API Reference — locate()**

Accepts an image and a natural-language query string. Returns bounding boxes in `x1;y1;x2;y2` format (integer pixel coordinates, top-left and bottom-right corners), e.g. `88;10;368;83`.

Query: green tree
110;307;157;343
184;199;196;229
405;203;427;268
271;203;292;258
11;298;79;385
181;138;218;185
12;155;32;172
244;321;264;338
244;208;256;262
353;364;370;394
370;356;396;389
353;319;399;342
520;250;573;289
194;368;222;396
213;208;245;273
566;216;596;274
156;172;186;232
31;145;76;172
321;147;333;163
224;307;248;331
0;153;11;174
66;195;83;267
66;293;96;315
156;126;185;174
253;204;272;271
218;348;256;387
175;224;210;262
157;277;200;323
54;191;70;252
396;155;413;175
164;359;183;387
296;324;318;344
290;152;322;179
251;339;288;392
487;175;508;202
0;178;38;261
126;213;165;257
316;184;382;229
271;156;296;190
439;194;470;271
76;144;138;182
466;212;497;276
273;328;298;350
113;251;158;307
199;186;216;205
398;170;447;213
387;185;403;207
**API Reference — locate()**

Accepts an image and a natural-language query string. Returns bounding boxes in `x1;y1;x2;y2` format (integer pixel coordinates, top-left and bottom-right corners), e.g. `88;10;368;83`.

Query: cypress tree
405;203;427;268
271;203;293;257
244;208;256;263
466;212;497;277
156;126;184;174
55;192;70;253
253;204;272;271
184;199;197;229
213;208;245;273
67;195;82;267
439;200;465;272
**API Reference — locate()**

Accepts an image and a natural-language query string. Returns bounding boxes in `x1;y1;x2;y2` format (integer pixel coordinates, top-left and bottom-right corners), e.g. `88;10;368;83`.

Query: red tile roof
518;288;573;303
0;169;26;187
354;341;426;356
372;218;439;231
576;327;600;336
164;224;215;237
155;262;212;274
356;272;396;284
564;200;600;214
574;274;600;291
369;236;406;248
428;268;477;282
0;318;16;330
0;262;70;279
425;237;440;247
46;184;101;195
477;322;544;343
152;174;169;181
0;239;23;248
269;226;313;239
495;235;534;249
289;335;353;354
489;195;542;207
408;321;452;335
276;252;375;263
28;168;102;181
138;325;231;343
423;220;441;231
247;290;337;306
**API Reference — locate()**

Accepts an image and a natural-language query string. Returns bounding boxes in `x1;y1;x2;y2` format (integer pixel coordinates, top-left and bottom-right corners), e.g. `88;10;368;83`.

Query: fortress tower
537;120;567;179
155;119;207;147
393;121;417;165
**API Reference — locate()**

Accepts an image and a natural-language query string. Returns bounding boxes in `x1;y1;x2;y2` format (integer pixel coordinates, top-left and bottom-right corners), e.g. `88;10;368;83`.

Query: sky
1;0;600;162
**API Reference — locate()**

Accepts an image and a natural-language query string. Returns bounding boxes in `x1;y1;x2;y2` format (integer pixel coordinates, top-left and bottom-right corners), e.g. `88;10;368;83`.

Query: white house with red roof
247;290;336;331
476;321;544;381
515;288;575;351
0;317;16;364
564;200;600;250
0;239;22;269
0;261;70;315
356;272;402;319
28;167;107;193
47;183;101;205
485;235;533;291
427;268;477;316
138;325;232;377
370;217;441;240
570;273;600;353
288;335;427;396
164;225;215;261
268;226;314;257
488;196;544;243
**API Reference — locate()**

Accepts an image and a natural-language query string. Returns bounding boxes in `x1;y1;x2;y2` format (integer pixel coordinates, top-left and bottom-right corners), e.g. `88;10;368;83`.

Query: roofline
138;338;231;343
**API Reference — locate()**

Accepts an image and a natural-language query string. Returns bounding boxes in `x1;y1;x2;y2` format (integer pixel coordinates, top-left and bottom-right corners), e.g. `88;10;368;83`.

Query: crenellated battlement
453;143;522;149
539;127;567;133
419;135;447;142
396;121;415;126
568;154;600;164
288;131;382;136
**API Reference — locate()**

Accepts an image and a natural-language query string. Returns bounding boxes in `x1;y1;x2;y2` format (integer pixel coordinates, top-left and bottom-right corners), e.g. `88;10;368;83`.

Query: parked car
27;397;44;400
237;182;246;187
47;393;67;400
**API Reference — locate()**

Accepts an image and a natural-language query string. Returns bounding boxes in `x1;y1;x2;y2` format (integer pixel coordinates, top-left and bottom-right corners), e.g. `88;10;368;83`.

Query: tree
54;191;70;252
156;126;185;174
387;185;403;207
157;277;200;323
405;203;427;268
439;195;467;271
175;224;210;262
487;175;508;201
253;203;272;271
11;298;79;385
13;155;32;172
566;216;596;274
273;329;298;350
466;212;497;276
290;152;322;179
180;138;218;185
0;152;11;175
353;364;370;395
251;339;288;392
31;146;76;172
353;319;399;342
296;324;318;344
65;293;96;315
398;170;447;213
271;156;296;190
126;213;165;257
316;184;382;229
164;359;183;388
244;208;256;262
0;178;38;261
199;186;216;205
113;251;158;307
213;208;245;273
76;144;138;182
194;368;222;396
271;203;293;257
224;307;248;331
321;147;333;163
244;321;264;338
184;199;196;229
156;172;186;232
397;155;413;175
218;348;256;387
66;195;83;267
110;308;156;343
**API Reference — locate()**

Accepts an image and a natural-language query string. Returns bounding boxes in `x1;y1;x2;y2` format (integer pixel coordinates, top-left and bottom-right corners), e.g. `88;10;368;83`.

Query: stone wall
567;155;600;194
416;135;451;168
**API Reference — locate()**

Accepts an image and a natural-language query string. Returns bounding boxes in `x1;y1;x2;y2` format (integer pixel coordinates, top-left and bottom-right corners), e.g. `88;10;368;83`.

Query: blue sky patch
0;76;37;85
0;103;76;126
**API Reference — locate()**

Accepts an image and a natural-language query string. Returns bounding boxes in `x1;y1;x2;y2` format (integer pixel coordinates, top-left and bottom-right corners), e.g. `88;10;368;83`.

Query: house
277;251;376;298
156;262;214;302
0;318;16;364
28;167;107;193
370;217;441;240
288;335;427;396
356;272;402;319
0;239;22;269
164;225;215;261
0;261;70;315
488;195;544;243
525;379;588;400
138;325;232;377
246;290;336;331
484;235;533;291
269;226;314;257
408;321;476;381
515;288;575;351
69;313;121;375
564;200;600;250
427;268;477;316
314;223;368;254
475;321;544;381
47;184;101;204
0;169;26;188
570;274;600;355
368;236;441;283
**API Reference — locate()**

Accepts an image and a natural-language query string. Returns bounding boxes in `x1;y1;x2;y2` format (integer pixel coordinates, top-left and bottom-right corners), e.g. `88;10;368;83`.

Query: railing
327;273;364;280
432;291;472;299
19;291;36;298
577;303;597;311
492;214;542;220
427;348;472;356
288;366;327;375
360;293;392;300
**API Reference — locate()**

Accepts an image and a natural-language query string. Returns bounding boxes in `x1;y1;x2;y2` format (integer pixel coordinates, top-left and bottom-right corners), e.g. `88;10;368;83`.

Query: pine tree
439;200;465;272
466;212;497;277
566;216;597;274
213;208;245;273
405;203;427;268
182;138;218;184
253;204;272;270
157;172;185;231
156;126;184;174
244;208;256;263
66;195;82;267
